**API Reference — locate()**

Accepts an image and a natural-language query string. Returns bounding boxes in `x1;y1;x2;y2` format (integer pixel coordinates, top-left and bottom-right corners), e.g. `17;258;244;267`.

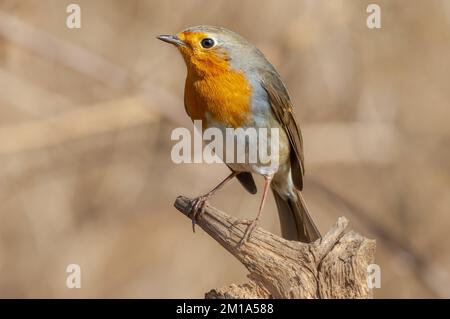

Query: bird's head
157;25;257;75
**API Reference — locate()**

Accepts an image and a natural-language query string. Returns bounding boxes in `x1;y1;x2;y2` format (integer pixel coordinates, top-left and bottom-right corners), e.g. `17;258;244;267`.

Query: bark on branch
174;195;376;299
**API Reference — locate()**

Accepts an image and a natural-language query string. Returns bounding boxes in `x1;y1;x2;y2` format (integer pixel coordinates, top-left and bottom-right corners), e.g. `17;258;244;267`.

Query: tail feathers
272;189;321;243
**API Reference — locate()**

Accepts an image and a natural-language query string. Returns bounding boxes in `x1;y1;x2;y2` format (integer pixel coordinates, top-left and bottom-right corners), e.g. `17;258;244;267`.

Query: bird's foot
190;195;209;233
234;218;259;247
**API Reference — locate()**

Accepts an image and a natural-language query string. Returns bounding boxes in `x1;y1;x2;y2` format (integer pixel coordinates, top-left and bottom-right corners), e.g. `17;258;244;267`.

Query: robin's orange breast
183;48;252;129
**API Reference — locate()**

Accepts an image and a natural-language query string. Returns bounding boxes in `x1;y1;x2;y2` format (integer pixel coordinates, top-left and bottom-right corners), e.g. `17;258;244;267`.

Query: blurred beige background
0;0;449;298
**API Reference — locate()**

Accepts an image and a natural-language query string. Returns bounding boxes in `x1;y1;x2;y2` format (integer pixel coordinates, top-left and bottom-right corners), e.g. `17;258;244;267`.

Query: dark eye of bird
200;38;215;49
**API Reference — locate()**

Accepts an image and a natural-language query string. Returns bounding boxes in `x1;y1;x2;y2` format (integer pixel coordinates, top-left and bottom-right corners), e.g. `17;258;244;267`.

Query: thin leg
239;175;273;245
191;171;238;232
204;171;238;199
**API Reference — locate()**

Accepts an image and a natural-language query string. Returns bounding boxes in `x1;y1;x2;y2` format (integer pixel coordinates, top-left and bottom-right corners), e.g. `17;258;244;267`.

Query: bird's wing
261;71;305;190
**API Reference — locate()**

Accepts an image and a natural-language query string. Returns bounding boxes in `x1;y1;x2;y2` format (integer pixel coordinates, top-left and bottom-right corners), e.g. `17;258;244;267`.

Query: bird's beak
157;34;186;47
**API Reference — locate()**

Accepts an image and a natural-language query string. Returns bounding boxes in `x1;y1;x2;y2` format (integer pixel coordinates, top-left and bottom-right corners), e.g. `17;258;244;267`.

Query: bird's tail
272;188;321;242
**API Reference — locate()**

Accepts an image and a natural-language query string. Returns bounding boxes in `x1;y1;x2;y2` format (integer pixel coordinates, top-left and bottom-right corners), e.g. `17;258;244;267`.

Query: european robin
158;26;320;243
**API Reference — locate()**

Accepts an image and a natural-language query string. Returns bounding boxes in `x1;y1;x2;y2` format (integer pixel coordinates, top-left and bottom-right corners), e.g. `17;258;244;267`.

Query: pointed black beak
157;34;186;47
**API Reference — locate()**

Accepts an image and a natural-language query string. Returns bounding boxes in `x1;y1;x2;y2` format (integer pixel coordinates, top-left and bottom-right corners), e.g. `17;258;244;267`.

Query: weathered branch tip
174;196;376;299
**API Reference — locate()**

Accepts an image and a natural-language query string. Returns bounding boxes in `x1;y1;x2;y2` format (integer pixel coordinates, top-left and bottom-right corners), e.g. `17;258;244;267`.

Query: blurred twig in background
0;10;130;89
0;96;158;155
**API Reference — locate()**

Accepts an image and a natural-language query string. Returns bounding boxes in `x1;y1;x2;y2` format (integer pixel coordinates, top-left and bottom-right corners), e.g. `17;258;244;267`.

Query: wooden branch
174;196;376;299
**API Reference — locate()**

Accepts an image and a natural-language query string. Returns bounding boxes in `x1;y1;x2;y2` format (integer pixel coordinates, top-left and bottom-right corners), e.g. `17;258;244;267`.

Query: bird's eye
200;38;215;49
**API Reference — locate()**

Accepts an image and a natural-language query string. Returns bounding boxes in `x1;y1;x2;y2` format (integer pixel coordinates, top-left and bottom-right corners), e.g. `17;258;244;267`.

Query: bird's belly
205;113;290;177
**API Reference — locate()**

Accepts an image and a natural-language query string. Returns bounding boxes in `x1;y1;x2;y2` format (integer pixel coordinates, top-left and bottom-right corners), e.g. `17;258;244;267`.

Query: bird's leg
239;175;273;246
191;171;238;232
